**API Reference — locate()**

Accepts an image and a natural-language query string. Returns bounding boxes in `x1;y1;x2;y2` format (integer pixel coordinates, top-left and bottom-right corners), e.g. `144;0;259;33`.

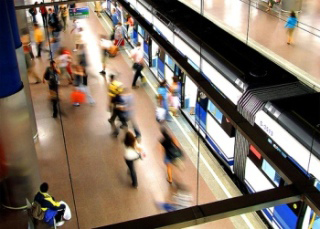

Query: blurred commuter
77;45;88;75
100;35;113;75
123;131;145;188
61;7;68;31
285;11;298;45
95;1;102;17
130;42;144;88
169;76;180;117
107;74;123;113
61;47;73;76
74;65;95;105
109;88;141;138
22;30;41;84
157;188;192;212
114;22;125;47
21;28;34;59
73;27;84;52
48;35;60;59
111;8;118;28
29;4;38;24
57;50;72;84
51;0;59;14
157;80;171;121
160;127;184;184
39;2;48;27
43;61;60;118
48;8;61;38
266;0;275;12
34;182;66;226
34;24;44;58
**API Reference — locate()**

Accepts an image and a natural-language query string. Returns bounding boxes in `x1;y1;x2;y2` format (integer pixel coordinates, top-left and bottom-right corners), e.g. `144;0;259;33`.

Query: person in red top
39;2;48;27
61;48;73;77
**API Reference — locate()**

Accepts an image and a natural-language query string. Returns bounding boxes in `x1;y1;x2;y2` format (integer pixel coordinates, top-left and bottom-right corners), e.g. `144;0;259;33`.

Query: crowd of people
26;2;189;227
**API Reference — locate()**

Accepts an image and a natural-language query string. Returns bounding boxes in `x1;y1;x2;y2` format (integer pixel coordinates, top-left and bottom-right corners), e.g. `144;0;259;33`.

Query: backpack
44;67;58;88
31;201;45;220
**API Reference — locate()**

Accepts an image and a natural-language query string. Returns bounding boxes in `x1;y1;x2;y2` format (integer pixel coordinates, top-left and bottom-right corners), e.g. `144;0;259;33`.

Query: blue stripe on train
273;204;297;229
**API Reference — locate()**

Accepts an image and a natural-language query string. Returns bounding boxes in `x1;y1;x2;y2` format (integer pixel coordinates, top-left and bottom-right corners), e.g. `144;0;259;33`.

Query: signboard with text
69;7;89;19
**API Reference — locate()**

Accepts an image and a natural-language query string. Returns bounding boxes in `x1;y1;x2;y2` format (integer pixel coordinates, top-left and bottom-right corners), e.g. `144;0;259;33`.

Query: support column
0;0;40;209
12;3;39;140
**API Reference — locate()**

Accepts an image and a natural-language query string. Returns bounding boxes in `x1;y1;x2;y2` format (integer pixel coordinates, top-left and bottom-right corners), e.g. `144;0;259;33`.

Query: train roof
264;93;320;159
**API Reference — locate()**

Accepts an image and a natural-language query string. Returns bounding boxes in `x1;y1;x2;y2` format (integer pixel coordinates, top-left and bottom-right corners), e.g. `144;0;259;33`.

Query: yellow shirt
108;80;123;97
34;28;44;43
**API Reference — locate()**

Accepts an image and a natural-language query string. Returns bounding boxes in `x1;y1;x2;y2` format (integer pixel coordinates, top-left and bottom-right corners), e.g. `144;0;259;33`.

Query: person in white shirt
123;131;145;188
99;35;113;74
57;51;72;84
130;42;144;88
70;20;83;51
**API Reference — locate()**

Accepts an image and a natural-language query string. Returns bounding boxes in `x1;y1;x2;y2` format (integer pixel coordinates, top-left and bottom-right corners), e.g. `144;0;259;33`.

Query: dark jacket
34;191;63;211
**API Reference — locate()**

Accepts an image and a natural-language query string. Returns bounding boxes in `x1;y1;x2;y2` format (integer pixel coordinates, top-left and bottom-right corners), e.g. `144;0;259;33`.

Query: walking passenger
34;24;44;58
107;74;123;113
285;11;298;45
61;7;68;31
43;61;60;118
29;5;38;24
123;131;145;188
34;182;66;227
109;88;141;138
73;27;84;52
130;42;144;88
160;127;184;184
169;76;180;117
114;22;125;47
39;2;48;27
157;80;171;122
99;35;113;75
57;51;72;84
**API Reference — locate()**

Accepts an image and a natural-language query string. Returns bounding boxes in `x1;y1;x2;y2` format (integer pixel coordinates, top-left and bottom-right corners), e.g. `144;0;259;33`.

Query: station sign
69;7;89;19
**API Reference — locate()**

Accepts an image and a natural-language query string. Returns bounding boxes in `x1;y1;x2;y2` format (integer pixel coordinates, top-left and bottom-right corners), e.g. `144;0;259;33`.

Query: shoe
56;220;65;227
99;70;106;74
73;103;80;107
167;178;172;184
52;114;57;118
132;184;138;189
132;85;139;89
73;49;78;52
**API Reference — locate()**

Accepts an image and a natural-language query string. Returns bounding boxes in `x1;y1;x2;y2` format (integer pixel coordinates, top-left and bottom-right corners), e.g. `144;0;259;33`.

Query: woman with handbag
160;127;184;184
123;131;145;188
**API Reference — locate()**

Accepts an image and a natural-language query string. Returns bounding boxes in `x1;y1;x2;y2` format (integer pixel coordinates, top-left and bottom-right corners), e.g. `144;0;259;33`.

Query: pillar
13;3;39;140
0;0;40;209
281;0;302;12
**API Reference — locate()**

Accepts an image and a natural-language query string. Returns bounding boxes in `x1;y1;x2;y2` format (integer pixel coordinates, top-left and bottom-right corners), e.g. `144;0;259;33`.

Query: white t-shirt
72;21;80;34
58;54;70;67
101;39;113;49
130;47;143;64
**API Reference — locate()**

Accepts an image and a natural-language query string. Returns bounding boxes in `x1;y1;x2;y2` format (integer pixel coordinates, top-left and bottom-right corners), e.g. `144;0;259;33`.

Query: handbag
132;63;140;70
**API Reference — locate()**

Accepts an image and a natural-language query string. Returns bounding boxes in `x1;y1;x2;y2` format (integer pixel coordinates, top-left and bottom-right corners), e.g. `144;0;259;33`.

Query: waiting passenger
169;76;181;117
114;22;125;47
33;182;66;226
123;131;145;188
157;80;171;122
160;127;184;184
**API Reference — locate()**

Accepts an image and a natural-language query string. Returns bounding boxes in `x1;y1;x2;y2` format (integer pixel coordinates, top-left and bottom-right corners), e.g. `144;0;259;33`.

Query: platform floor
180;0;320;89
1;4;267;229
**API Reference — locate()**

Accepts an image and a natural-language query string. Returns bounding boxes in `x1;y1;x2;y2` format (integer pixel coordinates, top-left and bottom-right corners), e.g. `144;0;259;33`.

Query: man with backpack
33;182;66;226
43;61;60;118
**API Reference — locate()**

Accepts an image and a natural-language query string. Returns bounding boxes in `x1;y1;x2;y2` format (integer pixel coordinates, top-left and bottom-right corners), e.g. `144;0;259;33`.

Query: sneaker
56;220;65;227
73;49;78;52
73;103;80;107
132;85;139;89
99;70;106;74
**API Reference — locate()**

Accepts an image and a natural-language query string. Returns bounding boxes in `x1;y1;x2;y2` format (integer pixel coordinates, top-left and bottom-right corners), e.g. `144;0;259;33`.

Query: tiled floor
179;0;320;89
0;5;260;229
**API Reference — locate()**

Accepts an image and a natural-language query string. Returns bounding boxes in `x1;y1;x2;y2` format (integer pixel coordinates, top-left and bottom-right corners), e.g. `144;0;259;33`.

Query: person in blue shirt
111;8;119;28
285;11;298;45
157;80;172;121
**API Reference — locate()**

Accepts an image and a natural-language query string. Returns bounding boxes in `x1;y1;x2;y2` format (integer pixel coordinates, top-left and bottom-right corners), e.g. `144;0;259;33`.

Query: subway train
103;0;320;228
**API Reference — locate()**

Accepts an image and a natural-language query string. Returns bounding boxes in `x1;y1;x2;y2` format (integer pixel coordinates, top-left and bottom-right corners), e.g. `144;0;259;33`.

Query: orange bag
71;90;86;104
108;45;118;57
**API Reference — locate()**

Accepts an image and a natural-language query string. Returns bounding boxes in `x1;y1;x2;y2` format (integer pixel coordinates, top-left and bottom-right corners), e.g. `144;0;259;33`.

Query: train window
208;101;223;124
165;54;175;71
261;159;281;186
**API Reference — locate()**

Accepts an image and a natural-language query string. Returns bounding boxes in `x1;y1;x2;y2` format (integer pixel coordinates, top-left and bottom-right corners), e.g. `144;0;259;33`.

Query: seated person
34;182;66;226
